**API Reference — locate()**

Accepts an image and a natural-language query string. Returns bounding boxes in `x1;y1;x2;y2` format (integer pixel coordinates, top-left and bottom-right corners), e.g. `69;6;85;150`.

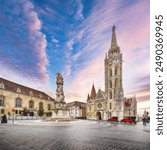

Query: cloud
64;0;150;103
0;0;49;81
74;0;84;20
0;0;149;103
52;39;59;43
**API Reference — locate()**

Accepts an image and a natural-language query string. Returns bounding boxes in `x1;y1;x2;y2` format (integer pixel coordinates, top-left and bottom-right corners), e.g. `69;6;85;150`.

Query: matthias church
86;26;137;121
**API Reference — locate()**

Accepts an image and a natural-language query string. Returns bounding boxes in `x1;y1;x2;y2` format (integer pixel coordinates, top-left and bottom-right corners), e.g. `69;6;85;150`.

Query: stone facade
87;86;107;120
124;96;137;117
86;26;137;121
0;77;54;116
67;101;86;118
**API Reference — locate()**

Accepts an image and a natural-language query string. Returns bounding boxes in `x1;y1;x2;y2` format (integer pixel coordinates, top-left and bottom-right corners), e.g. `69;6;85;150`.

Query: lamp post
106;111;109;120
0;108;1;119
12;108;16;124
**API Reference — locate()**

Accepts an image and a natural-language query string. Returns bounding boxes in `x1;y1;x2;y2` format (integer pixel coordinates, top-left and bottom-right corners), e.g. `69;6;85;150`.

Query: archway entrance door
96;112;102;120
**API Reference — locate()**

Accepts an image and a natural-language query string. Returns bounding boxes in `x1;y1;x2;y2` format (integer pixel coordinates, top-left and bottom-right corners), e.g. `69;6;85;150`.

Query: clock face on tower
98;103;102;108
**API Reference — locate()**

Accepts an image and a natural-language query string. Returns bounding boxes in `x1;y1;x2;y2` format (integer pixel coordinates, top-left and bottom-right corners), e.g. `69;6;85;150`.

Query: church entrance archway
96;111;102;120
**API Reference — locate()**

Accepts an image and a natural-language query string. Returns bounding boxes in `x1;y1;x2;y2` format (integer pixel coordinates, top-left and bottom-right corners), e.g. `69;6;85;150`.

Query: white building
67;101;86;118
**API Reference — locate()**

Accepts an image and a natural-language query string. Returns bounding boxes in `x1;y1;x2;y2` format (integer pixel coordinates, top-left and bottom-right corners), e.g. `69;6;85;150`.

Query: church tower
104;25;124;120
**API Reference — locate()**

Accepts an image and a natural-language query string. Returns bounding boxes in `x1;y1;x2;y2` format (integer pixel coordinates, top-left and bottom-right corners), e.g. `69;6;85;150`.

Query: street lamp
106;111;109;119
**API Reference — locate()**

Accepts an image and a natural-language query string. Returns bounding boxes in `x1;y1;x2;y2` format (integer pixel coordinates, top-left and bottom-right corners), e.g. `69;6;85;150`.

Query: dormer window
0;83;5;89
39;94;42;98
16;87;21;93
29;91;33;96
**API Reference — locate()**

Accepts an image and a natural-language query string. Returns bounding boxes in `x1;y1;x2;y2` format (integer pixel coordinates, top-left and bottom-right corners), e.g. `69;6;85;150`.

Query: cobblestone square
0;120;149;150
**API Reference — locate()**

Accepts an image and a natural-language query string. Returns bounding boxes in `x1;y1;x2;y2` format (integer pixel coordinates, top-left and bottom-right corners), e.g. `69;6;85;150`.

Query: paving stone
0;120;150;150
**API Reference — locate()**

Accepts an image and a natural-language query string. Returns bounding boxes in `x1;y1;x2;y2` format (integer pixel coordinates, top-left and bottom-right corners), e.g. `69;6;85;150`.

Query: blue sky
0;0;150;102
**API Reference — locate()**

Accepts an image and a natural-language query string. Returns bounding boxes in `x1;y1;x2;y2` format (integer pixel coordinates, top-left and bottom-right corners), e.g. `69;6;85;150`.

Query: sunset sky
0;0;149;103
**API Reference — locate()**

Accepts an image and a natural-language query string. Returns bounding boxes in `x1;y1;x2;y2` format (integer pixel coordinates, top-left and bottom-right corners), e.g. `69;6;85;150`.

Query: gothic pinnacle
111;25;118;49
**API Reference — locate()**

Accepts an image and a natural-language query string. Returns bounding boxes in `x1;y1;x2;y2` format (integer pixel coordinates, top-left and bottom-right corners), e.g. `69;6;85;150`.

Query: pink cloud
23;1;49;81
64;0;150;103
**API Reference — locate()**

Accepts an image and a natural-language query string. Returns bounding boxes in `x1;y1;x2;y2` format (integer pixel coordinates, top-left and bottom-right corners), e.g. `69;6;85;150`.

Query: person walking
142;110;148;126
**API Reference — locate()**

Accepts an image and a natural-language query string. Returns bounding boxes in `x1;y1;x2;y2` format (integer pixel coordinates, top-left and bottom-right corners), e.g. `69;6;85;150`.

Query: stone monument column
51;73;69;119
56;73;64;101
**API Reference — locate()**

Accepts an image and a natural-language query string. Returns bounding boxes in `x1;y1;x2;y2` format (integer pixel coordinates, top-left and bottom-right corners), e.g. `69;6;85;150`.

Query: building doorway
96;111;102;120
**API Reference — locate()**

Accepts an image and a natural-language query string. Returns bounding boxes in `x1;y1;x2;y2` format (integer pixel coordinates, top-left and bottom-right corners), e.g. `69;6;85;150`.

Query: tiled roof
90;84;96;99
95;88;105;99
0;77;54;101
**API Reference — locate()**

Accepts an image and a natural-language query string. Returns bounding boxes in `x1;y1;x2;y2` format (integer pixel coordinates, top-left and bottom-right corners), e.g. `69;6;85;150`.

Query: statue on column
51;72;70;119
56;73;65;102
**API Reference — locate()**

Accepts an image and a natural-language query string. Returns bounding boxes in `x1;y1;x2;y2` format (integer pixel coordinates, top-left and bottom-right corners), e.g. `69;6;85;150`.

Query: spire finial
111;25;118;49
87;93;90;101
112;25;116;32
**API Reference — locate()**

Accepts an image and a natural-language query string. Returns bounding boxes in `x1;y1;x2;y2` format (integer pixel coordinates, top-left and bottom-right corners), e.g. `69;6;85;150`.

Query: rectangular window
16;98;22;107
0;96;4;106
0;100;4;106
48;104;51;111
1;109;5;114
110;103;112;110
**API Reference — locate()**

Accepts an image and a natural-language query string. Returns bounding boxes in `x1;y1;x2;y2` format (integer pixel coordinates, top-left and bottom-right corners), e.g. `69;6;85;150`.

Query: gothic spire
87;93;90;101
108;25;120;55
111;25;118;49
90;84;96;99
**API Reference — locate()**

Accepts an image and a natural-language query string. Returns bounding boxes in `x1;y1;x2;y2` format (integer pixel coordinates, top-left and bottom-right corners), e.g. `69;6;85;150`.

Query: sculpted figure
56;73;63;85
55;72;65;102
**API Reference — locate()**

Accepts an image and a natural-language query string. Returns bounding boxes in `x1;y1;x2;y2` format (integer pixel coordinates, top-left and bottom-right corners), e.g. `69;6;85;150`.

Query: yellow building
0;77;54;116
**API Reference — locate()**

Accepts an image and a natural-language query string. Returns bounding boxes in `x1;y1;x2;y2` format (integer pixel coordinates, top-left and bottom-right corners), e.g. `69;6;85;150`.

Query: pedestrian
142;110;147;126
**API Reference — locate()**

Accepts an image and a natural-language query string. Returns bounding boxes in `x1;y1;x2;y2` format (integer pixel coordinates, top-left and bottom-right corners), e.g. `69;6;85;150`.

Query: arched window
109;91;112;99
110;68;112;76
110;103;112;110
48;104;51;111
15;98;22;107
115;68;117;75
29;100;34;109
109;80;112;88
0;95;5;106
39;102;43;110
